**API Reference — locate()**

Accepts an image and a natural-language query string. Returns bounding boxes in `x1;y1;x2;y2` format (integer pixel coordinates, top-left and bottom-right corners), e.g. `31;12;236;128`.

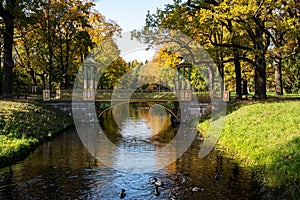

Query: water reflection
100;103;180;172
0;103;282;199
76;103;196;172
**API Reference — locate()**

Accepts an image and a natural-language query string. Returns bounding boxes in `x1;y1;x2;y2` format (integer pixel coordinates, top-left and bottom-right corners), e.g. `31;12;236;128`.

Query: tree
0;20;4;94
150;47;207;91
0;0;16;98
186;0;273;99
187;0;244;98
144;0;300;99
282;53;300;93
270;0;300;95
99;57;129;89
137;1;245;98
53;0;95;89
13;0;120;91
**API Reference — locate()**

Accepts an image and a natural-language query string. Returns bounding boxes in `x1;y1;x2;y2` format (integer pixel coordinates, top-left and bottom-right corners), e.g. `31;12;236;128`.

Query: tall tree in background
185;0;272;99
274;0;300;95
54;0;94;89
0;20;4;94
136;0;246;98
0;0;16;98
186;0;244;98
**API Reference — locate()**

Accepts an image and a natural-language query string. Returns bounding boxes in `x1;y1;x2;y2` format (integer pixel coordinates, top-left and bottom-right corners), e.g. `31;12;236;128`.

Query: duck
119;189;126;199
149;177;156;184
149;177;163;187
191;187;204;192
154;185;160;196
172;174;186;184
181;177;186;184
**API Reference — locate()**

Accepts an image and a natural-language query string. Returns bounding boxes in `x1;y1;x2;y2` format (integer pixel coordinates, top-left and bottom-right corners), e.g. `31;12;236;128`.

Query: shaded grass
197;100;300;198
0;100;74;168
230;92;300;100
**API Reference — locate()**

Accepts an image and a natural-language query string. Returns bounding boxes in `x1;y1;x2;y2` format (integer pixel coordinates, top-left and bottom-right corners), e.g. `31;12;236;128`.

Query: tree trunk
2;14;14;98
252;26;268;100
233;48;242;99
254;55;267;99
59;33;65;88
0;46;3;95
37;72;46;88
274;57;283;95
65;37;70;89
227;20;242;99
48;45;53;92
218;62;224;96
29;69;37;86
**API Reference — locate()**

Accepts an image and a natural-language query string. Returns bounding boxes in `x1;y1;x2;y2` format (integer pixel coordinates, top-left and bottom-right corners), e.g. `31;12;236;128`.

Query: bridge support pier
43;101;98;123
176;101;209;123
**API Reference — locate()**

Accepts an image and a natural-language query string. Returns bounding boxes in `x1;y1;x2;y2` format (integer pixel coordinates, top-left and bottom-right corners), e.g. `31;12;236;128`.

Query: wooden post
223;91;230;102
43;90;50;101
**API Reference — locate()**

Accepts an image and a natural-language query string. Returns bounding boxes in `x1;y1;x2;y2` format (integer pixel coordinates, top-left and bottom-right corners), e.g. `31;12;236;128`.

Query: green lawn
229;92;300;99
0;100;73;168
197;100;300;198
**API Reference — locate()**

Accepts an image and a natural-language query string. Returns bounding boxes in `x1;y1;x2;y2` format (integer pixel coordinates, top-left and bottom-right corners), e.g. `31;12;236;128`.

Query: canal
0;103;279;199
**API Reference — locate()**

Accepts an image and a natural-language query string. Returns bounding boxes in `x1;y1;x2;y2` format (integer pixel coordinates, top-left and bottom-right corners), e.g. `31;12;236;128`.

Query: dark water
0;104;279;199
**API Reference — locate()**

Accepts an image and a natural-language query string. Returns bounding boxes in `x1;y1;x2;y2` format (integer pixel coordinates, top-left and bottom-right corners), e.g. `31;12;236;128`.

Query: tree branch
252;16;275;46
14;46;26;68
187;0;219;9
187;0;201;9
222;56;256;66
209;39;252;51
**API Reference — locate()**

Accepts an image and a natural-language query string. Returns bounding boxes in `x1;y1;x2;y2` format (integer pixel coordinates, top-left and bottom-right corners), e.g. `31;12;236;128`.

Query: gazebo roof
83;56;97;67
176;58;192;69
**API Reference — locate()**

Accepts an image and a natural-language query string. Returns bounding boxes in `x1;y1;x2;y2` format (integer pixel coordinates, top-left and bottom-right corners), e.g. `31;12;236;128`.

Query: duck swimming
119;189;126;199
191;187;204;192
149;177;163;186
181;177;186;184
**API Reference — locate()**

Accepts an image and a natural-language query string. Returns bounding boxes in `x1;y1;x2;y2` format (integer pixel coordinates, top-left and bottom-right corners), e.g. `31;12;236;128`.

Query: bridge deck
44;89;226;102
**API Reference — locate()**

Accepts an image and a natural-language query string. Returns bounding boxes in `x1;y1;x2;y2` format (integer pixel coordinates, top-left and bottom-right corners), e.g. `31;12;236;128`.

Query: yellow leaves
151;47;180;67
87;11;121;46
216;0;273;21
70;4;79;13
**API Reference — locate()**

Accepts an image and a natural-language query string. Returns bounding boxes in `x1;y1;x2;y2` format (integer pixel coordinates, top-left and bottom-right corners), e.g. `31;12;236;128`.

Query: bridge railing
13;85;44;99
44;89;227;102
192;91;211;101
96;89;179;101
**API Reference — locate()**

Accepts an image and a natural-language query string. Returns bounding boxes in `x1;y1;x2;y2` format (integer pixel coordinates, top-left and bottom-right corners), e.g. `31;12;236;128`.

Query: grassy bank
0;100;74;168
197;100;300;198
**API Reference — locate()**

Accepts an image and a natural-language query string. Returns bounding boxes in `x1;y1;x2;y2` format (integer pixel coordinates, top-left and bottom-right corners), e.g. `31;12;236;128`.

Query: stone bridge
42;89;229;123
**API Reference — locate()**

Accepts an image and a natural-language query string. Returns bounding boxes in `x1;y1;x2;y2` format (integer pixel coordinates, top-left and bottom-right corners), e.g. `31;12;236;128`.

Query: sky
95;0;174;62
95;0;173;32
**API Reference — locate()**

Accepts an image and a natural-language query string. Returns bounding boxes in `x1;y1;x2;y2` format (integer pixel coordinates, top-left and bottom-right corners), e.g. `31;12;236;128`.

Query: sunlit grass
197;100;300;198
0;100;73;167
